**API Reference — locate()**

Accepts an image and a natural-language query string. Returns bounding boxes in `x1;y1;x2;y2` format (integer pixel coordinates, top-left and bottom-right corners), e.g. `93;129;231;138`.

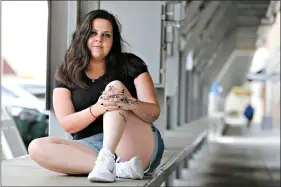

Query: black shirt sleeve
53;76;71;90
126;53;148;79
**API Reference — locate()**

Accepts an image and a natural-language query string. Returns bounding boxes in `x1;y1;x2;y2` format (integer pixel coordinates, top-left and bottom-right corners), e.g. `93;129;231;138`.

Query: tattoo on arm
121;97;138;105
119;112;127;123
106;94;138;105
107;95;119;99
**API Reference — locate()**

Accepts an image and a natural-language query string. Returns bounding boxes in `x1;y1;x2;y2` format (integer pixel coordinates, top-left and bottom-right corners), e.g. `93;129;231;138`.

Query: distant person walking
243;103;255;129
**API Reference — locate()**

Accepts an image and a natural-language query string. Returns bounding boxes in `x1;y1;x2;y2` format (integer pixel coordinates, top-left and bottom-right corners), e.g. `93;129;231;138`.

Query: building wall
267;12;280;128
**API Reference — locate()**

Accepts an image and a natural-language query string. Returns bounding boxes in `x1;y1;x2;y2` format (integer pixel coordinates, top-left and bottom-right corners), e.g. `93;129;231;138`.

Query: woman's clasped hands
97;86;139;113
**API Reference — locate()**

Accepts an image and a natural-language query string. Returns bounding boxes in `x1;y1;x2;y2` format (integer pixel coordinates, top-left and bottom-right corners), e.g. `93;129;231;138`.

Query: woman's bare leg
102;80;154;169
29;80;155;176
115;112;154;169
28;137;97;175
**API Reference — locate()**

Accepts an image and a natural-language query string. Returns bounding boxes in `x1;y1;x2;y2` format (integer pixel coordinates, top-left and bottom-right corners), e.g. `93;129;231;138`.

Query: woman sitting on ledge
28;9;164;183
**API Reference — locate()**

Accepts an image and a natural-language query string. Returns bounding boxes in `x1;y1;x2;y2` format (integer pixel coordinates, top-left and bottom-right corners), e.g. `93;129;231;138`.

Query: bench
2;117;212;186
223;115;248;136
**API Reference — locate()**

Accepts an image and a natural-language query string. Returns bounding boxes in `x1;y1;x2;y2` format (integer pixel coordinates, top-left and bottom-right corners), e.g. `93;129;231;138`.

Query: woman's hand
101;86;139;111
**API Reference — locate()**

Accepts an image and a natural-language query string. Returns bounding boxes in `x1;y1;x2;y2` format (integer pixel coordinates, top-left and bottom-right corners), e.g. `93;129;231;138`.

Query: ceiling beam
178;1;203;35
236;3;270;9
236;16;262;26
181;1;221;53
194;5;237;69
200;34;236;85
201;1;232;40
236;10;268;17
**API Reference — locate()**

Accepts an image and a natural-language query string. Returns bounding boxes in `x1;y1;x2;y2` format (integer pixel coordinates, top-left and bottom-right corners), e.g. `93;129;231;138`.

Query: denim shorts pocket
78;133;103;153
147;127;165;173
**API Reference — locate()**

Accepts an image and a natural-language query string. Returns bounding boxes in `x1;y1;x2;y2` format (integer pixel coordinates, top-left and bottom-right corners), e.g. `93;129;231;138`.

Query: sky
1;1;48;82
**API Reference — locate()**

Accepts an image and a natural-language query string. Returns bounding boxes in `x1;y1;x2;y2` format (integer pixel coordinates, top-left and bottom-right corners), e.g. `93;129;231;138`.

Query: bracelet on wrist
89;106;97;119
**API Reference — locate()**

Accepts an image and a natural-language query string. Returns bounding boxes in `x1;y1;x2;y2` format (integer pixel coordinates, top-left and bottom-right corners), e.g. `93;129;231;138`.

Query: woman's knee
106;80;124;90
105;80;131;96
28;137;59;159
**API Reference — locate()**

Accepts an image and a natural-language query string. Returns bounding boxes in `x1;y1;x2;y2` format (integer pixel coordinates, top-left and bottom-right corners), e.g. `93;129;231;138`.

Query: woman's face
87;18;113;61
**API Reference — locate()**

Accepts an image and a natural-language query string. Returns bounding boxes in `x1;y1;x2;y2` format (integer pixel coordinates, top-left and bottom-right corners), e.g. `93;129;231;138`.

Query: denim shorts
77;125;165;174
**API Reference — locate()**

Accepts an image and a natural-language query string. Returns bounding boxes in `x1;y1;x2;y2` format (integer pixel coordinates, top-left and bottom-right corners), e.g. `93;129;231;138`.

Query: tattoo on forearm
108;95;119;99
119;112;127;123
121;97;138;104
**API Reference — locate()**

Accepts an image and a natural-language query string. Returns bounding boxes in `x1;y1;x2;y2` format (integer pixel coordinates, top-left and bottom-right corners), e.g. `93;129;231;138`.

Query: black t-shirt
54;53;148;140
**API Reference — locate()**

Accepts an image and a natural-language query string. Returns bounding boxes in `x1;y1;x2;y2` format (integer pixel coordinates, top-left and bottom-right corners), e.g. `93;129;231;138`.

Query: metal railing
145;131;208;186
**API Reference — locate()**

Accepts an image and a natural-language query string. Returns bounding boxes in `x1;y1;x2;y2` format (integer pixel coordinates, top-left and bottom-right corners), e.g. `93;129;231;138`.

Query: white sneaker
116;156;144;179
88;148;116;182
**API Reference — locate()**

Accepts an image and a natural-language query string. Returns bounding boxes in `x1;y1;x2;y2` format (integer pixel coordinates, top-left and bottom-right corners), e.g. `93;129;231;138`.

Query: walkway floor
173;122;280;186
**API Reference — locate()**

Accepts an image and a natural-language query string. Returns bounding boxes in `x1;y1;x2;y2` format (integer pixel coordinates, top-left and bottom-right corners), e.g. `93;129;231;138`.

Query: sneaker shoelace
96;153;114;169
116;157;131;178
116;157;122;163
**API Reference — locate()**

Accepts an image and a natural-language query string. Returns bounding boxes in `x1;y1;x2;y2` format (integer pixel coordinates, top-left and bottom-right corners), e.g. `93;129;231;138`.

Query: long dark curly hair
55;9;133;88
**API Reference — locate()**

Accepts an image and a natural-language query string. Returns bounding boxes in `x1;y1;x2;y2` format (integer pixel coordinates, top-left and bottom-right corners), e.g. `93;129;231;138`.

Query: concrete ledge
2;133;207;186
1;140;205;186
2;151;175;186
2;117;209;186
144;132;208;186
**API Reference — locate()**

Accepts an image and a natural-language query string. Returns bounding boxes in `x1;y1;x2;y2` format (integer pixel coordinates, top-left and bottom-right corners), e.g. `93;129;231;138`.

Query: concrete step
199;144;280;160
174;179;280;187
189;159;280;172
193;154;280;168
204;142;281;151
173;137;281;187
178;168;280;183
174;177;259;187
176;140;281;186
197;148;280;161
196;143;280;171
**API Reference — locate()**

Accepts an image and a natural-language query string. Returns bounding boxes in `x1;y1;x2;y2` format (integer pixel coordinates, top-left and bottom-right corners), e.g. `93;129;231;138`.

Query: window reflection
1;1;49;156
